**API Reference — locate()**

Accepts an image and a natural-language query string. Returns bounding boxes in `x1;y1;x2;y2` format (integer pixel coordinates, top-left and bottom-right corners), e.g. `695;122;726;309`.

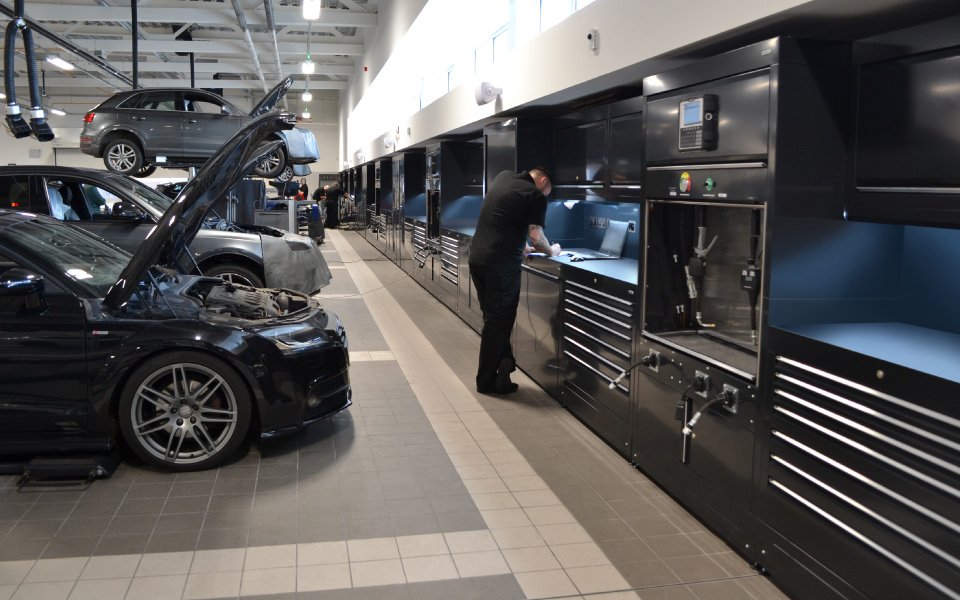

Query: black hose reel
4;0;54;141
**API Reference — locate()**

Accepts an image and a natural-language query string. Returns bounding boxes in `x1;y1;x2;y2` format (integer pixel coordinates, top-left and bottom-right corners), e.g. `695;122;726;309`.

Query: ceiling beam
33;76;348;90
69;39;364;56
19;5;378;28
116;61;354;77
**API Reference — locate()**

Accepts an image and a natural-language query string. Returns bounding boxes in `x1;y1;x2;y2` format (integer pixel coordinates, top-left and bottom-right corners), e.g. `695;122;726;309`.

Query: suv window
119;91;178;111
183;92;234;115
0;175;45;214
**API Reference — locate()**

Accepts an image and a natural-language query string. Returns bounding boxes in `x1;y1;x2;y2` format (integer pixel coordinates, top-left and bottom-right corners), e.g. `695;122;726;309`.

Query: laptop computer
561;220;630;260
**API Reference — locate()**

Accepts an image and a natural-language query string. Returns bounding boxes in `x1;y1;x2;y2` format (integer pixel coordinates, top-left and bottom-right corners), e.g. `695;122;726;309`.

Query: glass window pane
540;0;572;31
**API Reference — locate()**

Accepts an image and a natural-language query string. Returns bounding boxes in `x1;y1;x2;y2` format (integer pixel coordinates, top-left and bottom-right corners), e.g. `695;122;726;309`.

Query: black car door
0;252;88;438
39;176;156;254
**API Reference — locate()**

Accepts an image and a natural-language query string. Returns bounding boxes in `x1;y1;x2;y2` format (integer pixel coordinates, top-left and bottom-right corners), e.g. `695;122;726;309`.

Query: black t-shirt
469;170;547;267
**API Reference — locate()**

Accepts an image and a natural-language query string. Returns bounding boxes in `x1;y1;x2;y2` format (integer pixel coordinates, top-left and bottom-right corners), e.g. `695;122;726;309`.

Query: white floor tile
0;562;34;586
125;574;188;600
68;578;130;600
25;557;88;583
443;530;498;553
347;537;399;562
514;569;579;599
239;566;296;596
566;564;630;594
551;542;610;568
401;555;458;583
11;581;73;600
501;547;562;573
296;563;351;591
490;526;546;549
297;541;348;565
350;559;405;587
182;571;242;599
396;534;449;558
451;550;510;578
80;555;141;580
134;551;194;577
190;549;245;574
244;544;296;570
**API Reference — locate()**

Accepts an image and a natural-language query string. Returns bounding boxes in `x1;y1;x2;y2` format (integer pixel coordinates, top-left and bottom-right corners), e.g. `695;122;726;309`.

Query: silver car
0;165;331;294
79;77;318;180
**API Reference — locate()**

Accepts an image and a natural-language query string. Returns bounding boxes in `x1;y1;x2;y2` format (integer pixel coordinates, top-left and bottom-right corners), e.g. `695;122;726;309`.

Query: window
540;0;574;32
0;175;42;214
119;92;178;111
184;92;231;115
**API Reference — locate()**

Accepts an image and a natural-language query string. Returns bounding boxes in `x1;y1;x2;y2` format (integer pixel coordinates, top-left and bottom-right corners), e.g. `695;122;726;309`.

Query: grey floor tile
145;530;199;553
436;510;487;532
106;514;158;536
343;517;395;540
54;517;110;538
196;527;249;550
688;578;761;600
0;537;47;560
23;502;76;520
582;517;642;542
664;555;733;584
644;534;706;560
388;514;441;537
94;533;150;556
156;513;206;535
40;535;99;558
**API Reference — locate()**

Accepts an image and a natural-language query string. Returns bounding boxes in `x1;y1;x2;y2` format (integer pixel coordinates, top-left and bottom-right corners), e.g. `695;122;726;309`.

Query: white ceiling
1;0;379;109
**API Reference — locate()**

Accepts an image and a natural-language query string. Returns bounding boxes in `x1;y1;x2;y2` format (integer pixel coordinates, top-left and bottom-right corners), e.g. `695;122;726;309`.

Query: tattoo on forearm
528;225;551;253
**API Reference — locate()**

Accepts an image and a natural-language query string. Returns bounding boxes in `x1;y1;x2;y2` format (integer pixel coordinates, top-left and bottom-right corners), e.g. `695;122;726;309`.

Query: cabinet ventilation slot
564;289;633;319
563;322;630;359
563;308;631;341
563;300;630;330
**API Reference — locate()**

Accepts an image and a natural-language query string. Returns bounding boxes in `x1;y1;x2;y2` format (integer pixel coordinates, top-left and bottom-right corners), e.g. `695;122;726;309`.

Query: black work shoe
496;358;516;390
477;382;519;395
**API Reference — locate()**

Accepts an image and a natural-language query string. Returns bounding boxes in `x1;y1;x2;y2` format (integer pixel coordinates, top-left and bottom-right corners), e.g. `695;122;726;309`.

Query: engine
204;283;292;319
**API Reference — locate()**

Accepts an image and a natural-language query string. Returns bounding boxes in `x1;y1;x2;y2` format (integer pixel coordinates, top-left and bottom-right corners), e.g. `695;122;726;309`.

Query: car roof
0;165;113;178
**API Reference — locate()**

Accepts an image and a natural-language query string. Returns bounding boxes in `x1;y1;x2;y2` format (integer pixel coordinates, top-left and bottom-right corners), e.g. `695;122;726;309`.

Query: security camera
384;138;395;149
474;81;502;106
587;29;599;53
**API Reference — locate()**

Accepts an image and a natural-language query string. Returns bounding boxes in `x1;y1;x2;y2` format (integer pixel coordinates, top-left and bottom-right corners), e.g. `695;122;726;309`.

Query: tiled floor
0;230;790;600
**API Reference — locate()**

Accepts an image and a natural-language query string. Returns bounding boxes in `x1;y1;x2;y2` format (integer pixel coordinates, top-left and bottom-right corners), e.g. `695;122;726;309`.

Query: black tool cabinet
559;265;638;459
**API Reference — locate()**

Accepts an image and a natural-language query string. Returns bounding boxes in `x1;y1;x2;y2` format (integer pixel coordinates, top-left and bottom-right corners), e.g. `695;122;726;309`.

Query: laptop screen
598;220;629;257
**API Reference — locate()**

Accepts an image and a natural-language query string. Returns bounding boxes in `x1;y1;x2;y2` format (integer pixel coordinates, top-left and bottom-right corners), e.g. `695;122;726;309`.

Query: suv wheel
133;164;157;178
253;146;287;179
103;138;145;175
275;165;295;182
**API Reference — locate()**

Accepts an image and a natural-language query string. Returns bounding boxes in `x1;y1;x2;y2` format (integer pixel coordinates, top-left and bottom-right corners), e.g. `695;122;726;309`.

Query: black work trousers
470;262;521;390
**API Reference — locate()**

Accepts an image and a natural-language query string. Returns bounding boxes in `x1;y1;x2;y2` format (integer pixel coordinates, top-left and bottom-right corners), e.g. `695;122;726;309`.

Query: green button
704;177;715;191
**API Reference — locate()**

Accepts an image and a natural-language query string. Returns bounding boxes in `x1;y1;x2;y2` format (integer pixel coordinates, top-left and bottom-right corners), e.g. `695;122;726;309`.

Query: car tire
274;165;295;182
133;164;157;178
103;137;145;175
203;263;265;288
118;351;252;471
253;146;287;179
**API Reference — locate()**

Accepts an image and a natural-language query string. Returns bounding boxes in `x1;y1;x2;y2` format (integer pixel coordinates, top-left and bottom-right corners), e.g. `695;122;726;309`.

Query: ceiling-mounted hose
3;0;53;141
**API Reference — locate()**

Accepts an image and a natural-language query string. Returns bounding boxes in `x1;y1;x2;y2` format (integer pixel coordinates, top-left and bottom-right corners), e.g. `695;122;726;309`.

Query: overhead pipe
130;0;137;88
0;2;133;87
230;0;268;93
262;0;284;85
4;0;53;140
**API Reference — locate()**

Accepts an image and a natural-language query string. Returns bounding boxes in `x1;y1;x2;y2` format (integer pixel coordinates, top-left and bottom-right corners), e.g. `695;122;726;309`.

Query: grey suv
0;166;331;293
79;77;318;179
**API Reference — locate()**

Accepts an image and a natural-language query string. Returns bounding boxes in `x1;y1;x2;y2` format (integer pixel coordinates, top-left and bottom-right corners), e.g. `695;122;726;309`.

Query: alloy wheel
107;142;139;172
128;362;240;466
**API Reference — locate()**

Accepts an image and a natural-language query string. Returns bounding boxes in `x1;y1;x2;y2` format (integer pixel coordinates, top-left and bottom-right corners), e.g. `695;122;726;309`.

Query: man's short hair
530;166;552;183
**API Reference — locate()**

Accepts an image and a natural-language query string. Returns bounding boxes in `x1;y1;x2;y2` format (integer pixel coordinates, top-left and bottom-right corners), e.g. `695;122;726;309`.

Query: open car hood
103;113;294;309
249;76;294;117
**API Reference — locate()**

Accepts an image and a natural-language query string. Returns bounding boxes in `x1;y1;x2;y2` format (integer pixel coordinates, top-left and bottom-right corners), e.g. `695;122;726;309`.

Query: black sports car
0;114;350;471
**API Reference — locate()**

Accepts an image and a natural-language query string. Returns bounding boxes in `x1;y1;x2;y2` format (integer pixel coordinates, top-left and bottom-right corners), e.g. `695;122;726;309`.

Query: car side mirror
0;268;44;297
112;201;146;222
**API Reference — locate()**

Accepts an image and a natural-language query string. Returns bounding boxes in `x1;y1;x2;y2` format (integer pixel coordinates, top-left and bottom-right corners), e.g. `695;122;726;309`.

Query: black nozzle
29;117;55;142
5;113;31;138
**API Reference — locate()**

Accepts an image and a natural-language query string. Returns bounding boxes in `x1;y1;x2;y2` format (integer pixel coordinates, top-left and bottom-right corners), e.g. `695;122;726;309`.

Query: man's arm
528;225;561;256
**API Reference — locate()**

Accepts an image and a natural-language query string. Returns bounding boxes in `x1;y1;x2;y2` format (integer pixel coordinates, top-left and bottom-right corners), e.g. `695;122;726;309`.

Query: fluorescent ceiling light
301;59;315;75
301;90;313;102
302;0;321;20
49;107;66;116
46;55;75;71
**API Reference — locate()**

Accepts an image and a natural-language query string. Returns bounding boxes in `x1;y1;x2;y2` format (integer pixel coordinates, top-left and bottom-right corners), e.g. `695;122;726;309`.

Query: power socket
694;371;710;397
721;383;739;414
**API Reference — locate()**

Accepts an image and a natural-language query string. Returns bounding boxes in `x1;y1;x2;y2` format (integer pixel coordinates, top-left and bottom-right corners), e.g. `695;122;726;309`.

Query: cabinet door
515;266;561;399
554;121;606;185
609;112;644;185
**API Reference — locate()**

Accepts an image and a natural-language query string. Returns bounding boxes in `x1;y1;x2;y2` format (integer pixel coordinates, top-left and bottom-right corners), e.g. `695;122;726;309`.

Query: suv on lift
79;77;318;180
0;166;332;294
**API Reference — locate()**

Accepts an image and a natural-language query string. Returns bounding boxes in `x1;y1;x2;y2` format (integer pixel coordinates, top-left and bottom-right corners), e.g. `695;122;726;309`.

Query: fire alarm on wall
363;66;368;72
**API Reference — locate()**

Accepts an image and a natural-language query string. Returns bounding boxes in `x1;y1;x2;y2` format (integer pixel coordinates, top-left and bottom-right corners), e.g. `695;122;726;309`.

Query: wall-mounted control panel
678;94;718;151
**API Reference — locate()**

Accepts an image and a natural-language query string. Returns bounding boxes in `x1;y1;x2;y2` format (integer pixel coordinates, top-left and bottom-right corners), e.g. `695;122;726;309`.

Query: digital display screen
681;99;702;127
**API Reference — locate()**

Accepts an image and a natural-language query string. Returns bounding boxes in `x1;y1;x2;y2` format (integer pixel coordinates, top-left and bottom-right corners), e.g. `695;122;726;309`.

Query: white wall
341;0;817;167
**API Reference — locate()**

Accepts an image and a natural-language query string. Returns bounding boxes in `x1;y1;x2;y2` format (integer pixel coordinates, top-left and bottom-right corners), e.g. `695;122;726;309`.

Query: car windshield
1;218;131;297
98;172;174;216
